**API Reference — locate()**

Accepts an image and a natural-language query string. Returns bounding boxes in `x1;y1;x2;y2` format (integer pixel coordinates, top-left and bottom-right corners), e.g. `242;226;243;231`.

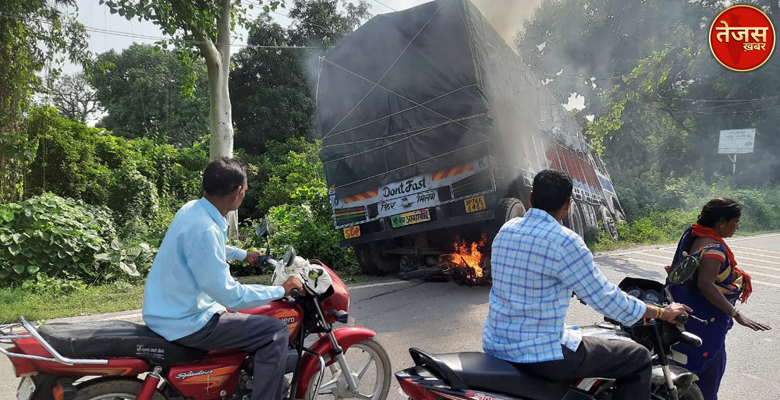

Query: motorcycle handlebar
672;313;707;325
289;288;302;298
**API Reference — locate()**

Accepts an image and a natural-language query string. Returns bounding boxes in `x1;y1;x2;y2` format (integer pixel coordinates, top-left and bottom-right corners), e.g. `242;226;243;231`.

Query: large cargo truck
315;0;625;275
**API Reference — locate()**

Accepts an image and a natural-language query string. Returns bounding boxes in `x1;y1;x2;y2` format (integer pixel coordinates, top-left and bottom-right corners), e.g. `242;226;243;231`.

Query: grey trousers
176;311;289;400
515;336;653;400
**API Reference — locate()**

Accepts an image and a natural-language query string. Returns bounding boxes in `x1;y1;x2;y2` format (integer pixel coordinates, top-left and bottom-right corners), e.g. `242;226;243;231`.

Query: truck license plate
17;377;35;400
464;195;487;213
391;209;431;228
343;226;361;239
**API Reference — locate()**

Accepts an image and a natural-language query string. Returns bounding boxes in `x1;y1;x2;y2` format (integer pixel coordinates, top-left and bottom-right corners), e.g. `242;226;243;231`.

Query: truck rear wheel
565;201;586;238
490;198;526;239
354;242;400;275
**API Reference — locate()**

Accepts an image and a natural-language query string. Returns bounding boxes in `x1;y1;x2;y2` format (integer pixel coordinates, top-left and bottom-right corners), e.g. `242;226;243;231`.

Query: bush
265;186;356;272
0;194;153;287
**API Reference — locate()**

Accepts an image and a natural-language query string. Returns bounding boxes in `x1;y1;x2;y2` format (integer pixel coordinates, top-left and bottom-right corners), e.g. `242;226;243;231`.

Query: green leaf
27;265;39;274
95;253;111;262
8;244;21;256
119;261;140;277
12;264;25;274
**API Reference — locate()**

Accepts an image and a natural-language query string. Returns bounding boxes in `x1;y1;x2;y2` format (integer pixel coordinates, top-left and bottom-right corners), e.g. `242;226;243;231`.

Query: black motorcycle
394;256;705;400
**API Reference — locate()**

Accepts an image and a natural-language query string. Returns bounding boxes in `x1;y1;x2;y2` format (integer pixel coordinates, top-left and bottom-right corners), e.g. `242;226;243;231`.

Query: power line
374;0;397;12
0;10;322;50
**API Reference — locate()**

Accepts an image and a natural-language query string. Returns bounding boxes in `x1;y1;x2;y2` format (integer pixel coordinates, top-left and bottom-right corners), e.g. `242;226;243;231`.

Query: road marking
752;280;780;288
610;256;780;288
634;251;780;272
731;246;780;259
349;280;414;290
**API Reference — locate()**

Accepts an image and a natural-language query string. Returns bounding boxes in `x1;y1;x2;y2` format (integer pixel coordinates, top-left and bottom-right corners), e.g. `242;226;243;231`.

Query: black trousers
176;312;289;400
515;337;652;400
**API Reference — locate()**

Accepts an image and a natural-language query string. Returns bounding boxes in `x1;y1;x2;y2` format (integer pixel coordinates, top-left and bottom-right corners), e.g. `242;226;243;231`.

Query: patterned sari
668;226;747;400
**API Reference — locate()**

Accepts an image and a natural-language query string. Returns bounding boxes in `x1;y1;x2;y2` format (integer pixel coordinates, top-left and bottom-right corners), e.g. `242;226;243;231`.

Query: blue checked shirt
483;208;646;363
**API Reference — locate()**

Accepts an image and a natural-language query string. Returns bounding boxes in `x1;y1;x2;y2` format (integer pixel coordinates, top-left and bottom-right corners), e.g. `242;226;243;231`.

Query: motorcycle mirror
255;221;270;239
282;246;296;269
667;254;699;285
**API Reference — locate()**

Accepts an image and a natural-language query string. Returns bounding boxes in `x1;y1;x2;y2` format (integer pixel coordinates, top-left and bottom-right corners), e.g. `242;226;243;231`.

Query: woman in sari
669;198;771;400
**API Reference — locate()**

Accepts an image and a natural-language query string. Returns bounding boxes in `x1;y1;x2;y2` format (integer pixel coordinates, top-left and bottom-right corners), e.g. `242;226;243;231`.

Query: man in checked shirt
483;169;690;400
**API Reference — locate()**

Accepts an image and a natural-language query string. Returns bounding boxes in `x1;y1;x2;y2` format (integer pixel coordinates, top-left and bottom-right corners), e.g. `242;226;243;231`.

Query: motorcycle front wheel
73;380;166;400
306;338;391;400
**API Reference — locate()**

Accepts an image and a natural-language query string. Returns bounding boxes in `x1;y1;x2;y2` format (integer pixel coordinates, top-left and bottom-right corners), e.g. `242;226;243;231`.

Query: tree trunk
202;0;239;237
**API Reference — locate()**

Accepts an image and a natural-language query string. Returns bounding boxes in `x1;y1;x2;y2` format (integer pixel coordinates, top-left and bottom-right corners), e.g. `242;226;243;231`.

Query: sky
63;0;585;110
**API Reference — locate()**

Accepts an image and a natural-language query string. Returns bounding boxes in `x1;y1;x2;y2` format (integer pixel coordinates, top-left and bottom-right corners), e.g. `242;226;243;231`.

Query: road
2;233;779;399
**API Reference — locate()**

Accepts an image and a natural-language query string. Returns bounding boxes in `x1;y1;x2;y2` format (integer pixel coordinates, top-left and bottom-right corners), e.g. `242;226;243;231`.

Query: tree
0;0;90;203
231;16;315;155
89;44;209;147
100;0;287;160
230;0;370;154
50;73;103;123
518;0;780;211
100;0;286;235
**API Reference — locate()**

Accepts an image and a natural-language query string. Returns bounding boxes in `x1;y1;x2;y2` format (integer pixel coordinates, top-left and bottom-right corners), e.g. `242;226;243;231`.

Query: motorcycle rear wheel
306;338;391;400
73;380;166;400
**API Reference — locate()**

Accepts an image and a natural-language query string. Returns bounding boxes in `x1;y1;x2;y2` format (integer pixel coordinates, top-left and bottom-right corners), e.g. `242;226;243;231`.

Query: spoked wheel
73;380;166;400
306;338;391;400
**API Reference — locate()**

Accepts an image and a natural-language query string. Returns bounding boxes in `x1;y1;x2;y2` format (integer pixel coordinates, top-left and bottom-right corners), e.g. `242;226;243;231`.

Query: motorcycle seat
38;321;208;365
409;348;572;400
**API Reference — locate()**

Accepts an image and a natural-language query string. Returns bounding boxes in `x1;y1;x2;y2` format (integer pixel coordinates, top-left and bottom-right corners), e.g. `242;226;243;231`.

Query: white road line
609;256;780;288
349;280;413;290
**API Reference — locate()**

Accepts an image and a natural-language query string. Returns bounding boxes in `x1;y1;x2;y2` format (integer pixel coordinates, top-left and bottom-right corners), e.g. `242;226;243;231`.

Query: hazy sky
66;0;541;71
63;0;587;109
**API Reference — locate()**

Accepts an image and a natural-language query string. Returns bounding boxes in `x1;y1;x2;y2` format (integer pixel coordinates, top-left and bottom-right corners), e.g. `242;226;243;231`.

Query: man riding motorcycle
483;169;690;400
142;157;303;400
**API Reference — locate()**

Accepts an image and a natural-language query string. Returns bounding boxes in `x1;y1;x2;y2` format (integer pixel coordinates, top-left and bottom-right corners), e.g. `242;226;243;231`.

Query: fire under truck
315;0;626;275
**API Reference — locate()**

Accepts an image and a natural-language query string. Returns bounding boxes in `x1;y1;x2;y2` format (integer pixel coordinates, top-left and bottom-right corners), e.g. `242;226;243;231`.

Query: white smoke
387;0;542;44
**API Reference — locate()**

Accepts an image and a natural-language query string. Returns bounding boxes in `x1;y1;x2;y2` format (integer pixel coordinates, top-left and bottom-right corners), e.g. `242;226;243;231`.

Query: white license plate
17;376;36;400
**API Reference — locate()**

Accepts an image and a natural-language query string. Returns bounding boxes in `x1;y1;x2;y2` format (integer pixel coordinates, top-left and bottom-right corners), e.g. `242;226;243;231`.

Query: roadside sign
718;129;756;154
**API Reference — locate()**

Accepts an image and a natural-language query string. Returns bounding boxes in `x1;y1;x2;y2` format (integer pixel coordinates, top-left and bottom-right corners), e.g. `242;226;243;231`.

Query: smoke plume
471;0;542;43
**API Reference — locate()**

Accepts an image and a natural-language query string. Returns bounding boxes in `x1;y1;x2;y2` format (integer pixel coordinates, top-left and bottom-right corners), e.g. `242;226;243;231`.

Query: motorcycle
1;222;392;400
394;255;707;400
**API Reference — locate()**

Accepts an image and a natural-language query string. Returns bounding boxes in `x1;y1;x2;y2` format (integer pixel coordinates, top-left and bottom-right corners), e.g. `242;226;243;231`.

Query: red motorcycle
1;225;392;400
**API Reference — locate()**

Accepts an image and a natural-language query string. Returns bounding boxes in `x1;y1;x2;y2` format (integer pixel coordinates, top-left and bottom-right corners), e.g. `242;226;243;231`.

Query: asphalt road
2;233;779;400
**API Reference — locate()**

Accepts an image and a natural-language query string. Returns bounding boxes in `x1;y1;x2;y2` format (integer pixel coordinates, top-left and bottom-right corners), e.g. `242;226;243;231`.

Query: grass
0;272;393;323
0;282;145;324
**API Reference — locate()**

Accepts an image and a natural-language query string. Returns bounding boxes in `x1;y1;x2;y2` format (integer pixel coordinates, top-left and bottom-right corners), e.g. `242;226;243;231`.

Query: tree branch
170;0;220;65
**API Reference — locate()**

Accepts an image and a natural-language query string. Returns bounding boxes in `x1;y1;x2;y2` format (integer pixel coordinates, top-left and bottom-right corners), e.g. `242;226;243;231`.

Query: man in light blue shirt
483;170;689;400
143;157;302;400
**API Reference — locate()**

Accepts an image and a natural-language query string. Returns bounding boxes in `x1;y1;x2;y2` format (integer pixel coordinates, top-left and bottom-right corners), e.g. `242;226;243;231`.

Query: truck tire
354;241;400;275
599;206;619;241
565;201;586;238
490;198;526;237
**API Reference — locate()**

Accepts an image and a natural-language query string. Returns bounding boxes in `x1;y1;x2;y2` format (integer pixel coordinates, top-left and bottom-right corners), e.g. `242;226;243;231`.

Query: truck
315;0;626;275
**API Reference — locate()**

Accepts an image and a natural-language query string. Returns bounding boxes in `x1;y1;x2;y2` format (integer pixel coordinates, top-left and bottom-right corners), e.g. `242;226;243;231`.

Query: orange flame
446;234;487;279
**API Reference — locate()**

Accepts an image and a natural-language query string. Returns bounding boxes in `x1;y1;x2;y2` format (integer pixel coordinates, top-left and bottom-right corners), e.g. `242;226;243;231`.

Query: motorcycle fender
651;365;698;389
294;326;376;398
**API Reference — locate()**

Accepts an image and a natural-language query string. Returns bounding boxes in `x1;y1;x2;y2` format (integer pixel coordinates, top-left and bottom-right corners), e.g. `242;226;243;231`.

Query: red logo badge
709;5;775;71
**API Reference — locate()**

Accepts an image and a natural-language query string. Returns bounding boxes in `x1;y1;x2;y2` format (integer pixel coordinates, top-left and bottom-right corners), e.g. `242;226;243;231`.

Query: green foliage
234;138;356;271
88;44;210;147
0;194;113;285
0;0;91;203
21;273;87;296
265;186;356;272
